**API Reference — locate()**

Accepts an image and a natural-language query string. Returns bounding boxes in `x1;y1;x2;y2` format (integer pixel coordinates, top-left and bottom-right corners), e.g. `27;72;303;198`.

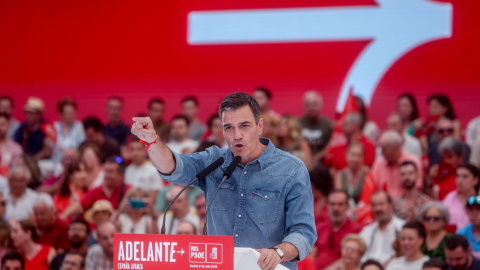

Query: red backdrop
0;0;479;129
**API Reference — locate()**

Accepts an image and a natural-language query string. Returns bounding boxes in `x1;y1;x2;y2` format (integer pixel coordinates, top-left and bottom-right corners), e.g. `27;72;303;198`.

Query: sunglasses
423;216;442;222
466;195;480;208
437;128;454;135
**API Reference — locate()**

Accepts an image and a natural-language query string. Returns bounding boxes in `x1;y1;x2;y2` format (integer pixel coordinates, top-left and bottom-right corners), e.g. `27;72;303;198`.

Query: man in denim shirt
131;92;316;270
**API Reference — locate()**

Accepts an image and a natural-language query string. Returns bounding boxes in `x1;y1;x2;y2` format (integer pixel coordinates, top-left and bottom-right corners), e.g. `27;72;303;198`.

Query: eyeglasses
437;128;454;135
466;195;480;208
423;216;442;222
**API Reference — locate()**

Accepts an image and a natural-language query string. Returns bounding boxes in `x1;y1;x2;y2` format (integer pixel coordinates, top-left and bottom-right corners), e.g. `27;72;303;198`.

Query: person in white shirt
166;115;199;154
386;220;429;270
387;113;422;158
5;165;39;221
125;138;163;201
360;191;406;265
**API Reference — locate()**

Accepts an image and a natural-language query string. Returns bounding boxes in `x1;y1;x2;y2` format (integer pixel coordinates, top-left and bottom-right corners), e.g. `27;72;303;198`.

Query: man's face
327;192;349;225
387;115;403;133
177;222;195;235
303;95;321;118
182;100;197;120
210;117;224;141
61;105;76;125
97;223;116;257
370;193;392;223
8;172;28;197
0;99;12;115
129;141;147;165
441;150;463;167
103;162;122;188
436;119;455;141
148;102;165;123
380;142;400;164
341;115;358;137
466;206;480;227
25;111;41;126
170;118;189;142
61;254;84;270
1;260;22;270
0;117;9;138
106;99;122;122
253;90;269;112
222;105;263;165
84;127;97;143
33;203;55;229
399;164;417;190
194;196;206;220
68;222;89;248
445;246;470;270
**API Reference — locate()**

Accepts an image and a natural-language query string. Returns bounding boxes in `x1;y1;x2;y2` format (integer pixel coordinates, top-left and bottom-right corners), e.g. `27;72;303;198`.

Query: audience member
177;221;197;235
385;220;429;270
393;161;431;220
53;98;85;162
422;258;448;270
260;112;279;146
324;234;367;270
355;96;380;143
166;115;199;154
85;221;116;270
372;131;423;198
54;161;88;215
124;138;163;201
33;193;70;251
81;117;120;163
1;251;25;270
59;156;130;220
181;96;206;141
425;94;461;142
0;220;12;260
5;165;39;221
14;97;54;160
0;194;6;220
443;164;479;230
113;188;154;234
361;259;384;270
309;165;333;230
444;234;480;270
10;219;56;270
314;190;362;269
147;98;170;143
469;140;480;168
156;185;199;235
456;195;480;258
253;86;279;119
419;202;451;260
36;148;80;195
428;118;470;167
387;113;422;157
299;91;333;161
0;113;22;172
0;96;20;140
19;154;44;190
466;114;480;148
325;113;376;171
397;93;421;137
360;191;406;264
84;200;114;246
103;96;130;146
196;114;227;152
60;251;85;270
277;114;313;170
194;194;206;235
79;144;104;189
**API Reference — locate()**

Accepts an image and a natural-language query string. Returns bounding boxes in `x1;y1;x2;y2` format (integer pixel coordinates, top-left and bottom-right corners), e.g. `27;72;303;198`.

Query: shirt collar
222;137;274;170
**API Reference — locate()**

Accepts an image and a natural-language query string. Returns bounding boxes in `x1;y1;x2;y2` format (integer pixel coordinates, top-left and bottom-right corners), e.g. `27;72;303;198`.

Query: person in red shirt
313;190;363;270
59;156;130;220
325;113;376;172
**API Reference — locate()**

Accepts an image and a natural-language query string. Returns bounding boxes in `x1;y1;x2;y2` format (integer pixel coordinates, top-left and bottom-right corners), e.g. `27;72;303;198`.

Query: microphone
160;156;224;234
203;156;241;235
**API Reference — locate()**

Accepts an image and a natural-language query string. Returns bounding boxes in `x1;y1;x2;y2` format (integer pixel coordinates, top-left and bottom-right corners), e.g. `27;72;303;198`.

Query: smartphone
128;199;146;209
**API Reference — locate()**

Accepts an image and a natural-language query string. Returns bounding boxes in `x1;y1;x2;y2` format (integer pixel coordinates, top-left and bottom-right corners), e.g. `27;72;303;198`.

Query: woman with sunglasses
418;201;450;260
385;220;429;270
442;163;480;230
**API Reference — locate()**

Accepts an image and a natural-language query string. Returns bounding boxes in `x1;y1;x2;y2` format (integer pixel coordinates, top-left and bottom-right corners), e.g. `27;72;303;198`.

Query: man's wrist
270;247;284;260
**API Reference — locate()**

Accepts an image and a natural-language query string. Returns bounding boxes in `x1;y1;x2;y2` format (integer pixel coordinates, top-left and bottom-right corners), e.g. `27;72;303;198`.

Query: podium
114;234;289;270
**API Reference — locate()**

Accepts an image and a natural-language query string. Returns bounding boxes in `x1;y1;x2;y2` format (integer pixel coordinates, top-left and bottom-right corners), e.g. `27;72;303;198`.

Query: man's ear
257;118;264;136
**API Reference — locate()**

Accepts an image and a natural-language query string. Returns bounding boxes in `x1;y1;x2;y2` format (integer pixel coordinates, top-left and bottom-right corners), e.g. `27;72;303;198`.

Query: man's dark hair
148;97;165;109
360;259;384;270
83;116;103;132
104;155;126;174
64;250;85;268
402;220;426;241
69;218;91;235
218;92;261;124
1;251;25;270
207;114;220;129
328;189;349;204
423;258;448;270
445;234;470;252
181;96;199;106
57;97;77;113
370;191;393;204
399;160;417;172
254;86;272;100
171;115;190;126
309;165;333;197
0;112;10;121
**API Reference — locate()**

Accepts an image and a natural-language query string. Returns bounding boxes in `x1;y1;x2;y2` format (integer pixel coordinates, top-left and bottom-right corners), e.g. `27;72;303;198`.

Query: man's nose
233;128;243;140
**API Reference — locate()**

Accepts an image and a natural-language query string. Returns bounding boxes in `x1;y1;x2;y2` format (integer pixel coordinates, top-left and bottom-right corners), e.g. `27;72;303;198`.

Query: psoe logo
189;243;223;264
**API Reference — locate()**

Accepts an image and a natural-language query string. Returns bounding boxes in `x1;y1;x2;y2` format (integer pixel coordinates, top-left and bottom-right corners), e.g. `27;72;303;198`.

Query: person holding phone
112;188;155;234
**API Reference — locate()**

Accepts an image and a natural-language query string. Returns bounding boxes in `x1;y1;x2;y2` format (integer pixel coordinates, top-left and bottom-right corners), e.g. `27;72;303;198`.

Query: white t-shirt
167;139;199;154
125;161;163;191
158;206;199;235
385;256;429;270
118;213;152;234
6;188;39;221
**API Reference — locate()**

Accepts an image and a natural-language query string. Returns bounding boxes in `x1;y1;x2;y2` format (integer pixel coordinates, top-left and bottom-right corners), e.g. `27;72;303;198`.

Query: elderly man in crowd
5;165;39;220
386;112;422;157
60;251;85;270
85;221;116;270
372;130;423;198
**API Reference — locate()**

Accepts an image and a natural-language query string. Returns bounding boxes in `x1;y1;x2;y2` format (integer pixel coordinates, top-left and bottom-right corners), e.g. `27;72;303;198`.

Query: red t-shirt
22;244;53;270
81;183;131;211
324;135;376;170
434;161;457;200
315;219;363;269
38;219;70;251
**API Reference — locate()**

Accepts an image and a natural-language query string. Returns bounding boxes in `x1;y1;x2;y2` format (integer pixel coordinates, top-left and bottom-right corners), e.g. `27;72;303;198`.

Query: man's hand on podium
256;248;281;270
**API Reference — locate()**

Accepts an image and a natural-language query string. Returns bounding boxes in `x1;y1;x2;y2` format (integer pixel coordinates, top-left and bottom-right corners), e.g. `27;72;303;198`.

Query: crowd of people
0;87;479;270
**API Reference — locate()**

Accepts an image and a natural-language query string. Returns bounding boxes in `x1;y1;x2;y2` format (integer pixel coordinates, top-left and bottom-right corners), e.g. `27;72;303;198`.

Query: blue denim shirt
159;138;316;270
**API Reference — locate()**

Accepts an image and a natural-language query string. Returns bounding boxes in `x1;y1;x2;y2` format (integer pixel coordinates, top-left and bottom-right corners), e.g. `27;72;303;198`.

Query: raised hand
131;117;157;143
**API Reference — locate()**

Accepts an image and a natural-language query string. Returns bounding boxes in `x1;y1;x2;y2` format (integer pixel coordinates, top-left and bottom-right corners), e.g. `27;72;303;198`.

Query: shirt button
238;215;242;217
235;234;239;237
265;195;268;198
241;194;244;197
243;171;247;175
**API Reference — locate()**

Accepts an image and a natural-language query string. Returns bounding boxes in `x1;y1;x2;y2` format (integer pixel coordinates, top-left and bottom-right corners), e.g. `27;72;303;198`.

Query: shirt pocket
249;188;281;225
208;175;236;211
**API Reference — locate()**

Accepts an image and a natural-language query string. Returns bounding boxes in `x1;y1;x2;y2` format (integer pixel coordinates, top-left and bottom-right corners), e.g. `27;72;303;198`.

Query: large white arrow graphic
187;0;452;112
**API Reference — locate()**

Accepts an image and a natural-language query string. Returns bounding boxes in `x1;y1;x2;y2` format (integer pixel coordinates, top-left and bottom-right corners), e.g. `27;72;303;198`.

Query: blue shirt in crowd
160;138;317;270
456;224;480;252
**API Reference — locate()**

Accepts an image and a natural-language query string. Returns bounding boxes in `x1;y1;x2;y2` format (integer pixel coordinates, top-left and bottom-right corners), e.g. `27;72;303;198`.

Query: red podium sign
114;234;234;270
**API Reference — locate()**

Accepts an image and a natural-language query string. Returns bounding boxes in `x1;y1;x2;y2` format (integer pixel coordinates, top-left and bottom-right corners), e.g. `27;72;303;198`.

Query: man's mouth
234;143;244;150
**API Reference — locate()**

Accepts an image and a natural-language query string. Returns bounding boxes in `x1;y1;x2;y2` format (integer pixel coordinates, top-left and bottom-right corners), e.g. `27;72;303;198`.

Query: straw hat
23;97;45;112
84;200;114;224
